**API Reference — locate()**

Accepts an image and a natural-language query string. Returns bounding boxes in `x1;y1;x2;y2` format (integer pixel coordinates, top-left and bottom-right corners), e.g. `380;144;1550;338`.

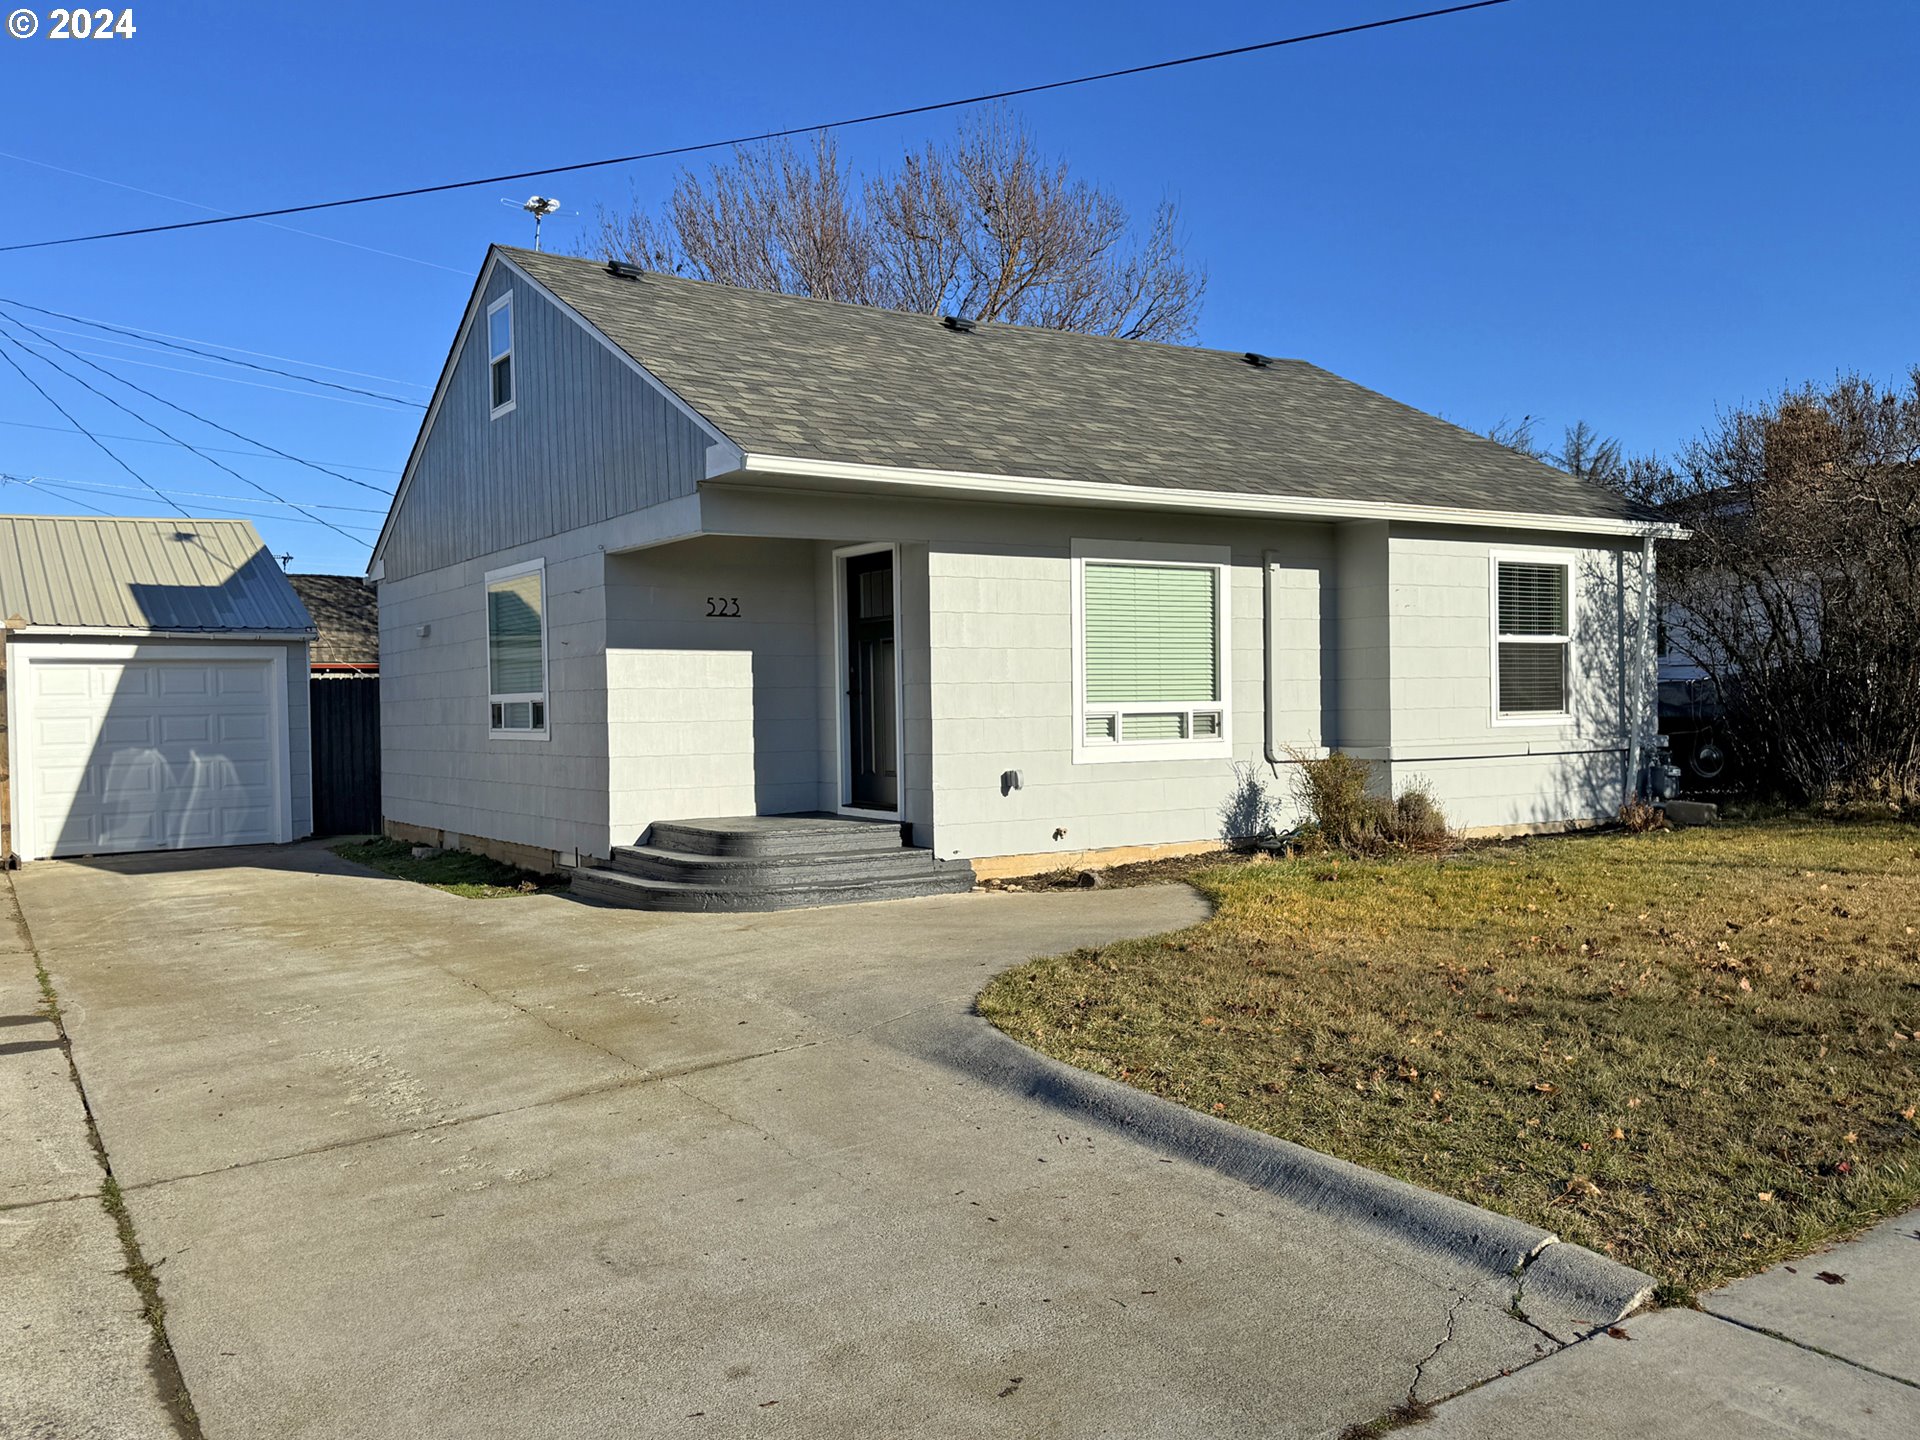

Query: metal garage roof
0;516;315;635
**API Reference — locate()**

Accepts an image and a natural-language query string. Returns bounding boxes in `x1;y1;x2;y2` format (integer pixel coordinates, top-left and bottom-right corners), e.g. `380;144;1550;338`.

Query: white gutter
728;452;1687;540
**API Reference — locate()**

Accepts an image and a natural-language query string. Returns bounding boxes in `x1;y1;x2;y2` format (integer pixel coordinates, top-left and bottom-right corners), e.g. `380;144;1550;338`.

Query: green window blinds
487;570;545;698
1083;563;1219;704
1081;562;1224;747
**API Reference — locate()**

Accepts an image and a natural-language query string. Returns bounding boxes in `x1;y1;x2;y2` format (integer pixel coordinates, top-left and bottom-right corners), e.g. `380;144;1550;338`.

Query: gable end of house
371;250;740;584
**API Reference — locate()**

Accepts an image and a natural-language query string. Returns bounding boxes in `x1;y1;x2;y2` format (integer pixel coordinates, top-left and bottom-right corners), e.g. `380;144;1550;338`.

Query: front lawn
329;837;559;899
977;819;1920;1294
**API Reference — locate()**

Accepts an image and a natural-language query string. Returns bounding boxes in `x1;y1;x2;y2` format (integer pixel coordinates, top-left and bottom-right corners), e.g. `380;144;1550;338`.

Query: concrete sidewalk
1421;1208;1920;1438
0;880;183;1440
18;842;1579;1440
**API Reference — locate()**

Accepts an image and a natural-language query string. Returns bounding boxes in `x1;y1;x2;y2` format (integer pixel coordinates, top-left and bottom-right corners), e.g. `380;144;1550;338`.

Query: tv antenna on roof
505;195;568;251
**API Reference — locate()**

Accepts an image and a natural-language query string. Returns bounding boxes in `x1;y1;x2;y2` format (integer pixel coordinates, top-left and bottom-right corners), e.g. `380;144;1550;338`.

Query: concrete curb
889;1009;1655;1330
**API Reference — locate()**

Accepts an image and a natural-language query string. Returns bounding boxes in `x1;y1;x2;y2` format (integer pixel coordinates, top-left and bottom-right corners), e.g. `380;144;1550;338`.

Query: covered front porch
601;533;931;855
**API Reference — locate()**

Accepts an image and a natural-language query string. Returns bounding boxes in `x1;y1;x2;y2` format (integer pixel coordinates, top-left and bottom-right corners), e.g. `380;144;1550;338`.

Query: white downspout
1626;533;1654;801
1262;552;1281;768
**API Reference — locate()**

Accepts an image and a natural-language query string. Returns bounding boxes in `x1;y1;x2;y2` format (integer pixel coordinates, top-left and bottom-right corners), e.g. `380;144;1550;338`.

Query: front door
843;549;898;812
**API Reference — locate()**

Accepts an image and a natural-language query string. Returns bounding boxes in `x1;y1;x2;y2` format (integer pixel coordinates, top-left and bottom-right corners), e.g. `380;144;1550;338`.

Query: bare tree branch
1624;368;1920;803
585;112;1205;341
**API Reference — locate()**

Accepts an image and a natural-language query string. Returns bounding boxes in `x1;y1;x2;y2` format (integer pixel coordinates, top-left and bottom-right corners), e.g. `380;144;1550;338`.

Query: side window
487;294;514;417
486;561;545;735
1493;556;1573;720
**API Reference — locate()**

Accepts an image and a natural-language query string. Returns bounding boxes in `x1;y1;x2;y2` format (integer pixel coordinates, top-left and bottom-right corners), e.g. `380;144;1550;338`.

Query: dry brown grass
978;818;1920;1294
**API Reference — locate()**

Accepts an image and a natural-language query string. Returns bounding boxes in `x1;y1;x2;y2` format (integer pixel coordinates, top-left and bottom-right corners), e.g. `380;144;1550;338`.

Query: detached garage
0;517;315;862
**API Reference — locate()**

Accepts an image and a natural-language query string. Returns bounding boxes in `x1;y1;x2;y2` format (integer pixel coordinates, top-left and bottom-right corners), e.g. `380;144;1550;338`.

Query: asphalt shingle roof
287;573;379;665
505;246;1646;524
0;516;313;634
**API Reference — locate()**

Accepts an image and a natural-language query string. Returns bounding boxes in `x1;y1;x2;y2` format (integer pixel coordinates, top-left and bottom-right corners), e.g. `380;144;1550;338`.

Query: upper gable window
487;294;515;417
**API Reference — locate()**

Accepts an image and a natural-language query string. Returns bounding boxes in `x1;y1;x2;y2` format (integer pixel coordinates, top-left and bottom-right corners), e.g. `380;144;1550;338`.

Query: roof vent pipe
942;315;977;333
1243;352;1273;368
605;260;643;281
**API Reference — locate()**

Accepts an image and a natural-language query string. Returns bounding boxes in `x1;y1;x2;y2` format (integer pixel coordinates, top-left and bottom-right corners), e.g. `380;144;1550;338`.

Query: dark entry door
844;550;898;812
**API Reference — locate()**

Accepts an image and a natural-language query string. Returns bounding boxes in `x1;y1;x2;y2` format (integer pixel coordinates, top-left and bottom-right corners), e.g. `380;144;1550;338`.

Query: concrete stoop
892;1010;1657;1338
569;813;977;912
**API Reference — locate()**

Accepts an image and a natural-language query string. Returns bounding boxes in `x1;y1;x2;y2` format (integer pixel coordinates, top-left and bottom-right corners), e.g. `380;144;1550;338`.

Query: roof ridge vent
1243;352;1273;368
942;314;977;333
605;260;643;281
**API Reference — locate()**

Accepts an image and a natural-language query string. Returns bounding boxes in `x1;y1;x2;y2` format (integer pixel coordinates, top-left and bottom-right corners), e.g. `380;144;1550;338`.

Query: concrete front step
609;844;947;887
647;814;907;859
575;812;977;912
570;862;976;913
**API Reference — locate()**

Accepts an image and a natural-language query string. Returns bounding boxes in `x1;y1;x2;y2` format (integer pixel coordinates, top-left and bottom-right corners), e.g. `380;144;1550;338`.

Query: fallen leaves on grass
977;819;1920;1293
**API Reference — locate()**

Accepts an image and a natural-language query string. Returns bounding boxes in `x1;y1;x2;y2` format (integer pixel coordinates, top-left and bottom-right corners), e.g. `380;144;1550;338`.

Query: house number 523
705;597;741;618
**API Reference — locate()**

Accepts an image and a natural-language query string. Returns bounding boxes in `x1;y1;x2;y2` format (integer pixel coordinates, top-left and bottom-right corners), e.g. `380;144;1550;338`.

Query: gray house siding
1375;524;1652;830
379;261;717;584
379;521;617;863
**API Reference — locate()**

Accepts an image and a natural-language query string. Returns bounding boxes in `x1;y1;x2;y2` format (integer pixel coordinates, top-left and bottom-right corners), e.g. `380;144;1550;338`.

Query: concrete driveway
17;843;1561;1440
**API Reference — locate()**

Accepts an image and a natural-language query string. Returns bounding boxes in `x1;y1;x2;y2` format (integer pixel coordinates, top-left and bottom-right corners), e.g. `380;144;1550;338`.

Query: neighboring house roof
0;516;313;635
504;246;1651;526
287;573;379;666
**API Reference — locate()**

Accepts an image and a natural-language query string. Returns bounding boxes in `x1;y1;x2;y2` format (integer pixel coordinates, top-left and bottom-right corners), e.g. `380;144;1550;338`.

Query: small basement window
1493;554;1573;721
487;294;514;417
486;560;546;735
1075;549;1230;760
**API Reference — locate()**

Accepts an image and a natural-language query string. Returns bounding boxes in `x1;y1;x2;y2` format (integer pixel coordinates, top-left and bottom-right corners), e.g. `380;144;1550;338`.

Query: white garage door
19;655;284;860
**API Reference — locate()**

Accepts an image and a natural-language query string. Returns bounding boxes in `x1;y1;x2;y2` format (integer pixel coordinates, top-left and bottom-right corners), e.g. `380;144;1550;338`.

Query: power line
0;468;388;513
0;148;469;274
0;338;190;517
0;473;116;516
0;2;1515;255
0;318;367;545
0;299;427;407
5;475;380;534
0;303;429;390
44;341;427;413
0;417;398;479
0;319;397;498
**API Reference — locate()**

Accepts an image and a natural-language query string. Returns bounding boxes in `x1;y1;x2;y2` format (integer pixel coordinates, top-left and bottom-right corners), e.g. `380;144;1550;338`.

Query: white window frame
486;293;515;419
485;558;548;740
1489;547;1576;727
1071;538;1232;764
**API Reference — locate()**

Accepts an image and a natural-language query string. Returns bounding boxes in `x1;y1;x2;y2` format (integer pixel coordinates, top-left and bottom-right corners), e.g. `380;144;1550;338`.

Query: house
369;246;1673;906
0;516;314;862
286;573;379;674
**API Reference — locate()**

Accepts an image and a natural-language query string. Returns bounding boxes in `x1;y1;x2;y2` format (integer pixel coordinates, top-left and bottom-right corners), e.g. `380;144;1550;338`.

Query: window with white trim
486;561;546;734
1076;555;1229;757
1494;556;1572;719
487;294;514;416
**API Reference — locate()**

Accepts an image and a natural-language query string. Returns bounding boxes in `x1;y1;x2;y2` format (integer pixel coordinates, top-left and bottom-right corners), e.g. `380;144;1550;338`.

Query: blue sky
1;0;1914;575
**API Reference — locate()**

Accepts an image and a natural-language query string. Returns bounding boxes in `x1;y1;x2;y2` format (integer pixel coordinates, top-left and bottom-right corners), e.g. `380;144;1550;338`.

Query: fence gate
309;674;381;836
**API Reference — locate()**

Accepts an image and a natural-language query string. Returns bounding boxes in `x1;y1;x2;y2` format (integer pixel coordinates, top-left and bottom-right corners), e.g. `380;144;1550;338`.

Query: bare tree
1555;419;1627;488
1484;415;1629;488
1484;414;1549;461
585;113;1205;341
1626;370;1920;803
